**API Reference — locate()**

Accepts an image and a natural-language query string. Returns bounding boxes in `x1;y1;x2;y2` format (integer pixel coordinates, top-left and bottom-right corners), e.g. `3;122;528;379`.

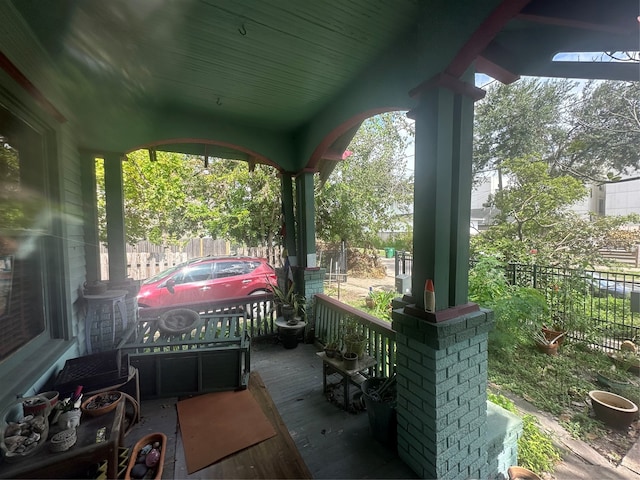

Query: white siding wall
605;179;640;216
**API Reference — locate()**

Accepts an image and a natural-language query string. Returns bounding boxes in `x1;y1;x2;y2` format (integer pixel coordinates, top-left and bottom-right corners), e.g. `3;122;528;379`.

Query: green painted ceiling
4;0;638;173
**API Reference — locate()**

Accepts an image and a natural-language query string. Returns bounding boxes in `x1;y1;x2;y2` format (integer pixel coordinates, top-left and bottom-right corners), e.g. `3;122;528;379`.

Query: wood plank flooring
126;339;416;479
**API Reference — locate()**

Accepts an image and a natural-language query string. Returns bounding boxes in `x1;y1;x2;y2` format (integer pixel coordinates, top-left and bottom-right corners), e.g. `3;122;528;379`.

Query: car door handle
200;286;211;291
242;280;251;284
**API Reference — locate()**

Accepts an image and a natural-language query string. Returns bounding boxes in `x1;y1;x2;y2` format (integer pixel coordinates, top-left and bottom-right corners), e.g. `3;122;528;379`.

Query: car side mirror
166;279;176;294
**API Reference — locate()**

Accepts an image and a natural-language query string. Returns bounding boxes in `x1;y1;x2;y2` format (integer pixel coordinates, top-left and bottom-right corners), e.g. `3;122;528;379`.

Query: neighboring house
471;171;640;230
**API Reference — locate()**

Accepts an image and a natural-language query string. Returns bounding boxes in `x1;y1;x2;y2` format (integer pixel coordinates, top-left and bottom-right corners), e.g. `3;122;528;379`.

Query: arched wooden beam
445;0;532;79
129;138;280;170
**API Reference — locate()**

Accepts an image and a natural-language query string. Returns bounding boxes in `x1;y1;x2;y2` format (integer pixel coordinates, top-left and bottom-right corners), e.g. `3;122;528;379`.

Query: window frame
0;86;70;405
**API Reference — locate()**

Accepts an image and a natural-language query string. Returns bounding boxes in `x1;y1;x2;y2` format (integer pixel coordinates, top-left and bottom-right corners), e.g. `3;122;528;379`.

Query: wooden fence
599;247;640;268
100;239;283;281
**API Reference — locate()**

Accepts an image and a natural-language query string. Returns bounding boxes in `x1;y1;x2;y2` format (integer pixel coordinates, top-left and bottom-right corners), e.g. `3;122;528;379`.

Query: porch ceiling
4;0;638;173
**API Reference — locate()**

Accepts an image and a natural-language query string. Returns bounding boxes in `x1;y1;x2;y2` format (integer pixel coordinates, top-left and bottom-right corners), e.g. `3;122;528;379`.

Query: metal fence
318;244;348;283
396;252;640;351
505;263;640;350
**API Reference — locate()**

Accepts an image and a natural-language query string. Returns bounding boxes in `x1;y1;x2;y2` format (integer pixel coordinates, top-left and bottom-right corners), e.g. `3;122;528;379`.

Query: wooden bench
118;305;251;399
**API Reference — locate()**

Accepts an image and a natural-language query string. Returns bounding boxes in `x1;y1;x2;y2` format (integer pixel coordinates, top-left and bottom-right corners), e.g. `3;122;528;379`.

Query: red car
137;256;277;309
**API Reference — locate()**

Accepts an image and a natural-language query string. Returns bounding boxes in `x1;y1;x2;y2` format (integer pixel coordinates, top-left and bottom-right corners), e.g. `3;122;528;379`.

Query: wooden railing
134;293;398;377
137;293;278;338
313;294;396;378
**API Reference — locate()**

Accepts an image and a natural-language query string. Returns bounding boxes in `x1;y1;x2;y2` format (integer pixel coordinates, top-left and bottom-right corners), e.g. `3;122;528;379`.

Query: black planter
361;377;397;449
281;329;299;349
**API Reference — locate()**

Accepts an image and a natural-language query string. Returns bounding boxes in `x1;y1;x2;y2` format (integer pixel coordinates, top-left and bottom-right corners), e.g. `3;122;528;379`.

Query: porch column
295;172;316;269
103;152;127;283
81;151;100;282
409;78;478;310
280;173;297;266
393;74;493;479
294;171;324;331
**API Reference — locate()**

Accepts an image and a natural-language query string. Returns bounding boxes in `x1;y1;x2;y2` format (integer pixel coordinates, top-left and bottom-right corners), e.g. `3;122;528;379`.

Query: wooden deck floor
126;339;417;479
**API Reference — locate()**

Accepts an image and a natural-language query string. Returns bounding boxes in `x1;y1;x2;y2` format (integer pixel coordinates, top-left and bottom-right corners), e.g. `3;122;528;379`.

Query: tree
470;158;640;268
315;112;414;245
474;78;640;185
203;160;281;255
473;78;574;186
559;81;640;182
115;151;216;245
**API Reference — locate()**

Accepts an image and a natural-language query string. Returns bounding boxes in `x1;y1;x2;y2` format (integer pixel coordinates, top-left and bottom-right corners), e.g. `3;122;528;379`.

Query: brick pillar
393;308;494;479
302;268;325;342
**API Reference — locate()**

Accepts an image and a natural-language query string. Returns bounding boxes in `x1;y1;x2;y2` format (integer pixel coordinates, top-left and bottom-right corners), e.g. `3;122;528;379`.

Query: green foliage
366;290;396;321
469;256;549;352
468;255;511;306
470;158;639;269
474;78;575;180
99;150;283;251
566;81;640;182
560;412;605;441
316;112;414;245
489;342;615;415
488;392;561;474
369;230;413;252
474;78;640;185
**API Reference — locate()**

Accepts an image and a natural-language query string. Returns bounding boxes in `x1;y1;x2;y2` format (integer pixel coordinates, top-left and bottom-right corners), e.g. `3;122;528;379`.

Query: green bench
118;306;250;399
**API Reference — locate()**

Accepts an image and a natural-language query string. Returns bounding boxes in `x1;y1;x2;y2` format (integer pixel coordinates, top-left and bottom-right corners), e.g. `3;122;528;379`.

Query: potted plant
532;330;564;355
268;279;306;324
596;365;634;396
343;315;367;359
324;336;340;358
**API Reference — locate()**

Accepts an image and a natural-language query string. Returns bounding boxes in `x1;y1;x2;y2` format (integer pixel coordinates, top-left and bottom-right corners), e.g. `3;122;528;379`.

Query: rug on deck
176;387;277;474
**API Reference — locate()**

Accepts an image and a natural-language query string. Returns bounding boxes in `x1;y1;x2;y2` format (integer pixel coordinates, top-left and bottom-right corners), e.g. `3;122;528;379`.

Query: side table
316;351;377;410
0;400;125;479
275;317;307;349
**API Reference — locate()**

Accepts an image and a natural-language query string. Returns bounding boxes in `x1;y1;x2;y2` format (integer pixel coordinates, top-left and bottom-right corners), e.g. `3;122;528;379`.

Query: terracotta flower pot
507;466;542;480
588;390;638;429
535;341;558;356
542;327;566;345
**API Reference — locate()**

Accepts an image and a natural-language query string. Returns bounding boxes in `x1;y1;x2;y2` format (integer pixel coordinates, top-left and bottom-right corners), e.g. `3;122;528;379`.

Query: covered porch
134;340;418;480
1;0;637;478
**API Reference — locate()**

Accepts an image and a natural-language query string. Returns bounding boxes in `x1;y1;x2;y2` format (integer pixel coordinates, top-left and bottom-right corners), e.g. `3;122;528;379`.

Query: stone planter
588;390;638;429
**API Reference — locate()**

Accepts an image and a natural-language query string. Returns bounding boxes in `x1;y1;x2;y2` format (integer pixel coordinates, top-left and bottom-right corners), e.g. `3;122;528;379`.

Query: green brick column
302;267;325;341
393;308;494;479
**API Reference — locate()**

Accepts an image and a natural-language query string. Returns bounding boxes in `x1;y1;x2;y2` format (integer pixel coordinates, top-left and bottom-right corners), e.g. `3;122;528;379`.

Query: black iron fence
396;252;640;351
505;263;640;350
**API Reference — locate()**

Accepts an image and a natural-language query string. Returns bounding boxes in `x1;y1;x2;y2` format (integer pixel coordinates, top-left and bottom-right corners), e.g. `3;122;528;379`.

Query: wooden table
0;401;125;479
316;351;377;410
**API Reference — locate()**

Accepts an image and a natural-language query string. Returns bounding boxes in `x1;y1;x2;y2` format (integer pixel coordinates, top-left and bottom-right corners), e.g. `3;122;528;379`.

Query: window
0;103;58;360
176;263;212;284
214;261;246;279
